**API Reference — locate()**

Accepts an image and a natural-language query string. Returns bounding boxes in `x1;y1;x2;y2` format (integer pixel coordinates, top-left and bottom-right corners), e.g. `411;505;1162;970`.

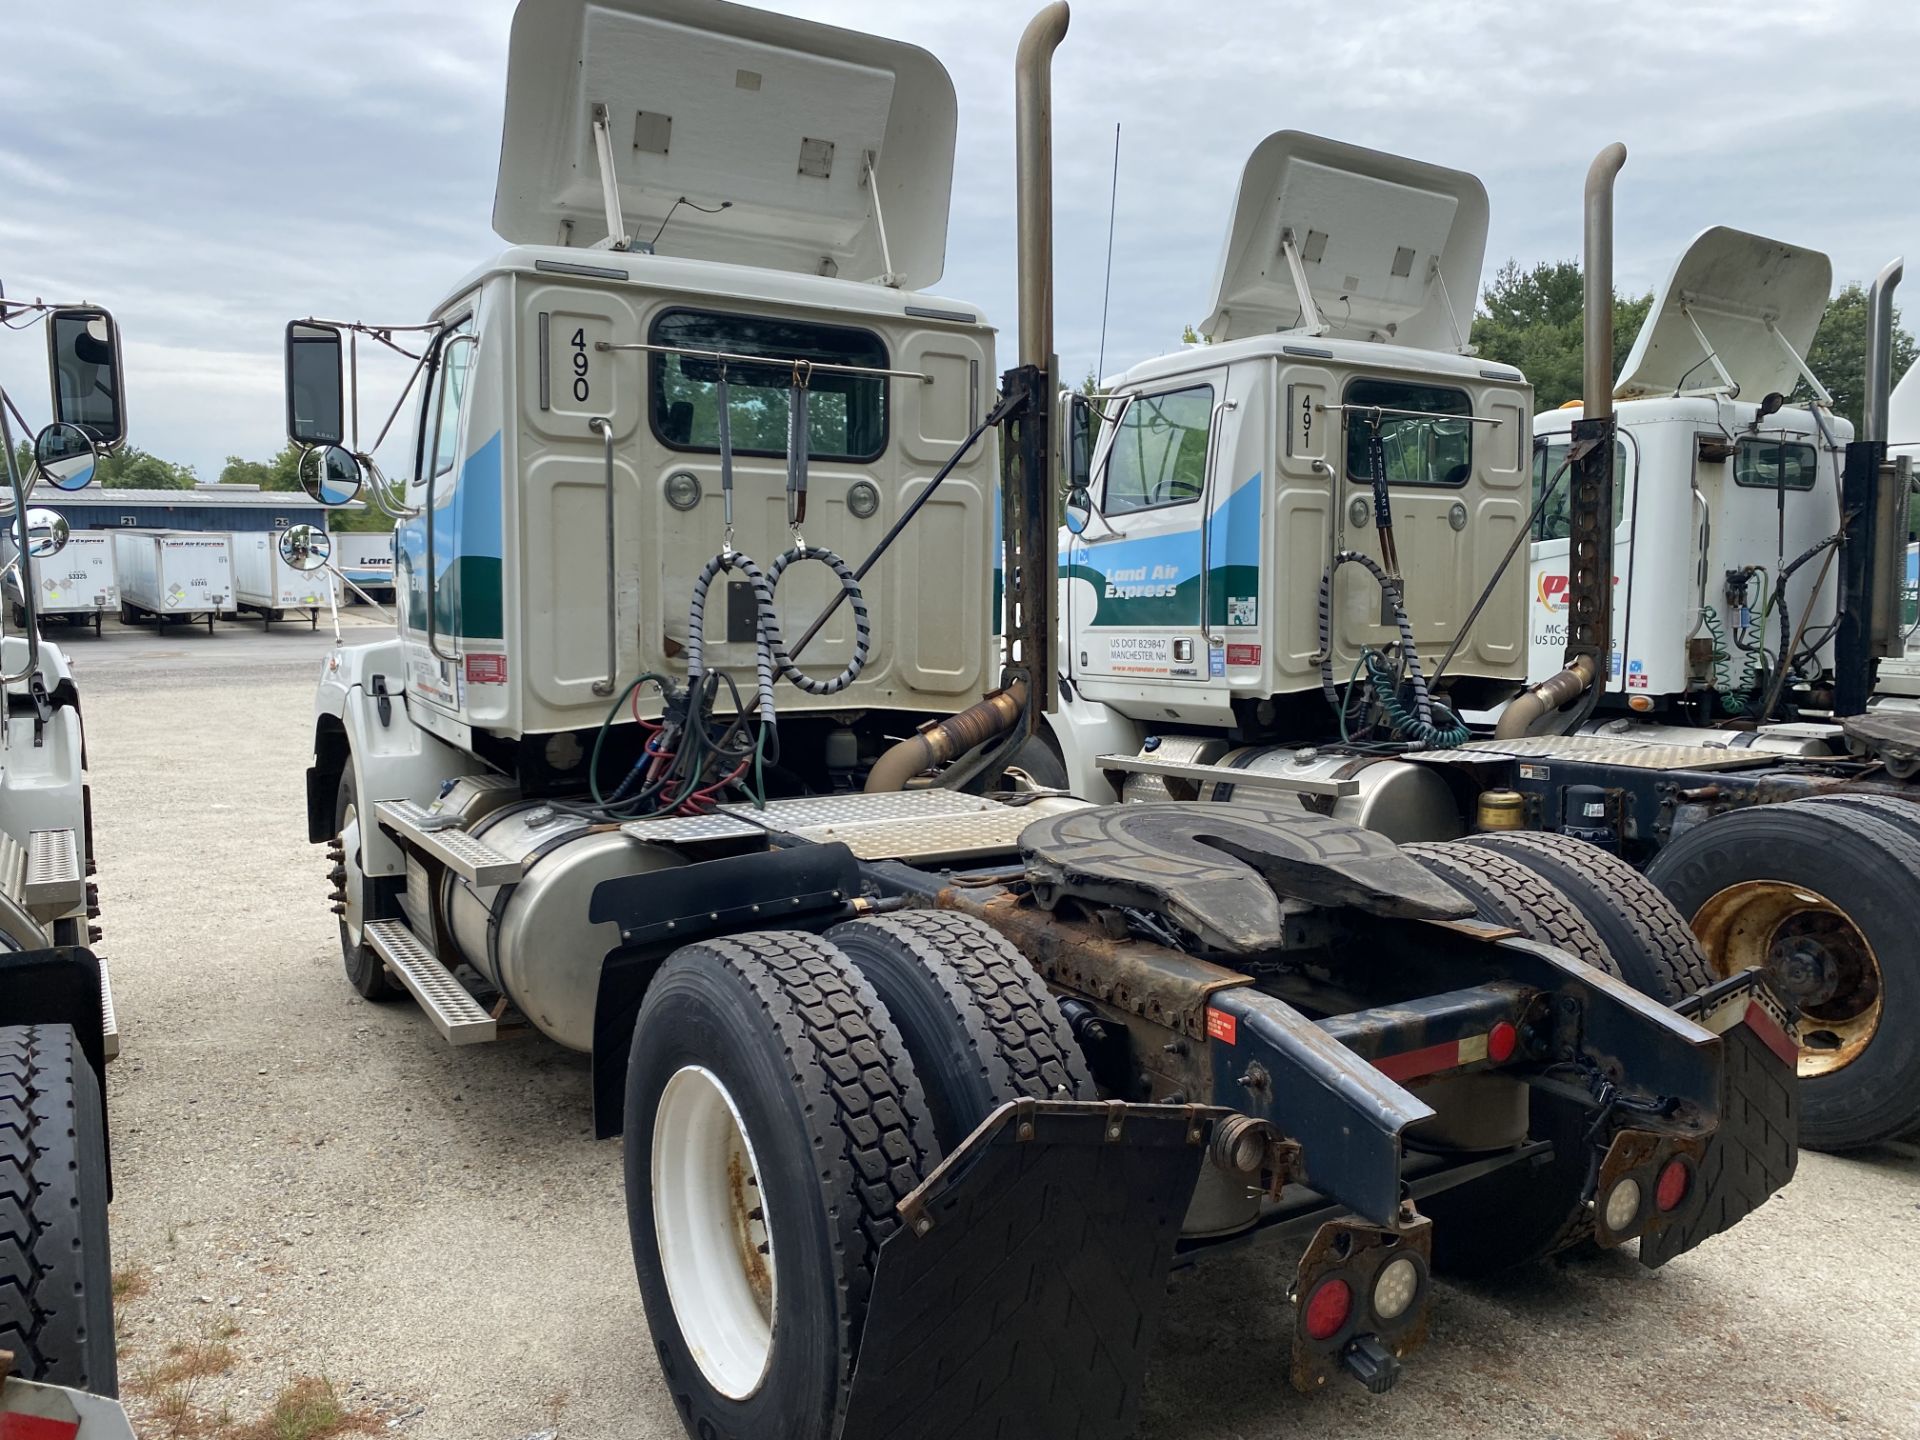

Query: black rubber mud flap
836;1099;1220;1440
1641;997;1799;1268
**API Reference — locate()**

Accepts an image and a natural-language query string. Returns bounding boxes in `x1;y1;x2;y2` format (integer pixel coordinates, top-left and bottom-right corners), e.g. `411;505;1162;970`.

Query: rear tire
1647;802;1920;1149
0;1024;117;1396
828;910;1095;1150
627;932;937;1440
1463;831;1713;1003
1406;842;1617;1275
334;770;402;1002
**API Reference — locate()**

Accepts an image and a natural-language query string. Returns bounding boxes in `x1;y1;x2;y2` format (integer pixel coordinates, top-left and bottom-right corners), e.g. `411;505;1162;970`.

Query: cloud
1;0;1914;478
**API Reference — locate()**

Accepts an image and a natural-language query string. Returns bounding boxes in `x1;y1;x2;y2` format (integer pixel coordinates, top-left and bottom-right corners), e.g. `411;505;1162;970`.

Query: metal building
27;484;344;533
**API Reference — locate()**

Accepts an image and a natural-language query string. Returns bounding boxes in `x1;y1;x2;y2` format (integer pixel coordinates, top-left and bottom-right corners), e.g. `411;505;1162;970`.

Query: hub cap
651;1065;776;1399
339;802;365;950
1691;880;1882;1078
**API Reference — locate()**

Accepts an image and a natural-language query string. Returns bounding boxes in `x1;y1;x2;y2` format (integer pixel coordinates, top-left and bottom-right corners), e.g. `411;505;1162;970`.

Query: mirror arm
0;390;41;686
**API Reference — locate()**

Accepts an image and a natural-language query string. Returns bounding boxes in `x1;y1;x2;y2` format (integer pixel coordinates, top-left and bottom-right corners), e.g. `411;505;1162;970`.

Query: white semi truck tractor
288;3;1799;1435
1051;169;1920;1149
0;293;127;1400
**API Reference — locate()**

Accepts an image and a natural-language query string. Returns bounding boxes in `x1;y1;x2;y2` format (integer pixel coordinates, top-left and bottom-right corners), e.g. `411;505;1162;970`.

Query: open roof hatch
492;0;957;290
1614;226;1832;402
1199;131;1488;352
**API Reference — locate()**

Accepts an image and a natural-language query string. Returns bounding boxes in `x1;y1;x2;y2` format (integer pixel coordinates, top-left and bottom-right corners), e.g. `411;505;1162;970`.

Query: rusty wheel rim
1691;880;1882;1079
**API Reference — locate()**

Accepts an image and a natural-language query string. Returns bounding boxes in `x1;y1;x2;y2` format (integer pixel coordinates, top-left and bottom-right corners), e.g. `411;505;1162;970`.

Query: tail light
1656;1156;1692;1212
1304;1278;1352;1341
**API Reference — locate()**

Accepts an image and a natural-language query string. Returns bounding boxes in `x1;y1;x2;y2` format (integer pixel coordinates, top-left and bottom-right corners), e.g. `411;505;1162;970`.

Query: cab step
99;951;120;1061
363;918;498;1044
0;829;85;923
373;800;522;886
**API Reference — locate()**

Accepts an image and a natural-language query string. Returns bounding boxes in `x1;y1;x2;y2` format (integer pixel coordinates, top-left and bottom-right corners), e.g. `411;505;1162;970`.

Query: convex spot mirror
1063;486;1093;535
47;308;125;451
32;422;98;491
23;507;69;559
278;524;331;572
286;321;346;448
299;445;363;506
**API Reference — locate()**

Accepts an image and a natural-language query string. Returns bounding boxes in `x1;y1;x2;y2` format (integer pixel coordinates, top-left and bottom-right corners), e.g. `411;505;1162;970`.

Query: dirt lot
63;616;1920;1439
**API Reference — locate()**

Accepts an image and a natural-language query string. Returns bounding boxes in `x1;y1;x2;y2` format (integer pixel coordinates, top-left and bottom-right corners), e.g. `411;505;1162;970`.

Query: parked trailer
113;528;234;630
285;4;1797;1436
11;531;116;635
328;530;394;603
232;528;326;630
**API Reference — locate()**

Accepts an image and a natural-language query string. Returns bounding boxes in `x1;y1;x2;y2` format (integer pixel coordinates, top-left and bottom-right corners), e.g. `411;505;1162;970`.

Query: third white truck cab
1527;226;1850;724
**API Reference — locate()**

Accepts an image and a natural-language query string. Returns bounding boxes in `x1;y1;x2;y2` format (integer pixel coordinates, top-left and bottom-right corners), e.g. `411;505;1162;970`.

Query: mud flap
837;1100;1220;1440
1641;987;1799;1267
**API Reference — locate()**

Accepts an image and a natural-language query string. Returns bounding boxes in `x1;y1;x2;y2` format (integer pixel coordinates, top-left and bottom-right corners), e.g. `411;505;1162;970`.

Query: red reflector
1303;1278;1352;1341
1487;1020;1518;1063
1656;1157;1691;1213
0;1412;83;1440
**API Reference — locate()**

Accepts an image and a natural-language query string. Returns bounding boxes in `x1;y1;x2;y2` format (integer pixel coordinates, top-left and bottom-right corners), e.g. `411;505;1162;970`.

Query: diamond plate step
374;800;522;886
99;952;120;1061
24;829;83;912
364;918;497;1044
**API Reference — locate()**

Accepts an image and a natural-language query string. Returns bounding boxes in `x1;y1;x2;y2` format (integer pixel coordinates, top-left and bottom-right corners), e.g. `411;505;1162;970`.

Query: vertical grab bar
590;416;617;695
0;395;41;686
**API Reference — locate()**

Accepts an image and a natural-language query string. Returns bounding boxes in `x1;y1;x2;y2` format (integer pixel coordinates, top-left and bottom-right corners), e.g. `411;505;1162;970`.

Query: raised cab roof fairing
1892;360;1920;457
1614;226;1832;402
1199;131;1489;352
493;0;957;290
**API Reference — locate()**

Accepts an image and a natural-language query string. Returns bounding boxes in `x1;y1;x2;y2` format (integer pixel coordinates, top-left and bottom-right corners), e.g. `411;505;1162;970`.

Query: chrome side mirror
32;421;99;491
47;308;125;450
278;523;332;572
286;321;346;447
298;444;363;506
24;507;69;559
1063;486;1093;536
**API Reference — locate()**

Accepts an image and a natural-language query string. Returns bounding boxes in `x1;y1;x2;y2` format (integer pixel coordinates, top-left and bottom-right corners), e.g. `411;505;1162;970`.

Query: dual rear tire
625;914;1092;1437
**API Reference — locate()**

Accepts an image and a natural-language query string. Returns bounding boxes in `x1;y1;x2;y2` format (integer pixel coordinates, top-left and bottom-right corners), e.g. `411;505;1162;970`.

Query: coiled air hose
685;543;871;722
1317;548;1465;746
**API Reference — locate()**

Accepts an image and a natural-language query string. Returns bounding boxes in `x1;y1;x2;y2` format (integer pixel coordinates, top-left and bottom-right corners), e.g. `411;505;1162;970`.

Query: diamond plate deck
622;790;1048;862
364;918;497;1044
1413;734;1782;772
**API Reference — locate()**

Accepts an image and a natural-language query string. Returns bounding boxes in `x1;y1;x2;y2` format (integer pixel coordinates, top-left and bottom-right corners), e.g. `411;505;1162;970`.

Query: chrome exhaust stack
1863;256;1904;445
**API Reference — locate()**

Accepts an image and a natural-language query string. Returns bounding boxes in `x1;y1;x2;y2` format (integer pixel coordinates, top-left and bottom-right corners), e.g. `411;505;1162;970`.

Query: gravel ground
65;617;1920;1440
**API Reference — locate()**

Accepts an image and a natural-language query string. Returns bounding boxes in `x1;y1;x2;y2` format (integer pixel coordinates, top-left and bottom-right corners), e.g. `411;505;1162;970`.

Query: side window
1531;436;1631;542
1734;438;1818;491
431;327;477;478
1343;378;1473;486
1101;385;1214;516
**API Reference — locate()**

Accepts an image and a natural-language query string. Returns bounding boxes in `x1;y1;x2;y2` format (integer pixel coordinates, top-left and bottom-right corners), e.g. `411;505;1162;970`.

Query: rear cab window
1734;437;1819;490
648;308;889;463
1343;377;1472;487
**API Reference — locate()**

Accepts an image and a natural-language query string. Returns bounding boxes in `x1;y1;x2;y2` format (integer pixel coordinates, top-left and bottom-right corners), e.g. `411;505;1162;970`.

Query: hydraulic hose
1316;549;1437;730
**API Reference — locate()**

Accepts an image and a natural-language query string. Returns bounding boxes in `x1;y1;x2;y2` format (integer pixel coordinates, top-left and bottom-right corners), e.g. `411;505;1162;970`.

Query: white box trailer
112;530;235;630
233;529;327;630
329;530;395;603
15;532;117;635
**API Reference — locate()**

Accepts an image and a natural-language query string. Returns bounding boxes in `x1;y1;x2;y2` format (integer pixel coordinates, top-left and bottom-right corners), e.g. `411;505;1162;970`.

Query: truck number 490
572;328;590;404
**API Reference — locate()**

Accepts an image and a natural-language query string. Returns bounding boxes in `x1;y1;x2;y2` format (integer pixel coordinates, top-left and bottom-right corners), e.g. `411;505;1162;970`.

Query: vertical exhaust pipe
1582;144;1628;423
1497;143;1627;739
1863;256;1904;445
1016;3;1069;375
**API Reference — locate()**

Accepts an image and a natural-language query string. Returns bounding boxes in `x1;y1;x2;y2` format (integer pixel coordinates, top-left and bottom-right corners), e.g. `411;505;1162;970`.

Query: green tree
93;446;198;489
1470;259;1652;410
1797;282;1918;433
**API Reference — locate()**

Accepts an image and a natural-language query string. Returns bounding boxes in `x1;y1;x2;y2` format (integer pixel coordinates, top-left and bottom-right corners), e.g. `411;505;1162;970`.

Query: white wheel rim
651;1065;777;1399
340;803;365;950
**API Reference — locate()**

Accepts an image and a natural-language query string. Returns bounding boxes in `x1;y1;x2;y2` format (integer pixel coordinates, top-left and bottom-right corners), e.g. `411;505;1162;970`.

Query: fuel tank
443;802;688;1050
1202;747;1465;844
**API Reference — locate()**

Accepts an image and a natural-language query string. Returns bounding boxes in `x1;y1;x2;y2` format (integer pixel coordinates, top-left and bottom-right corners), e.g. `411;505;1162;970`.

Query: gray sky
2;0;1915;480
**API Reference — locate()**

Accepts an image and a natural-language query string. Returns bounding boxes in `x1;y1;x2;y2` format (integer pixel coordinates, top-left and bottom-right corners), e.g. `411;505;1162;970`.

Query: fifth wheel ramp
836;1099;1220;1440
